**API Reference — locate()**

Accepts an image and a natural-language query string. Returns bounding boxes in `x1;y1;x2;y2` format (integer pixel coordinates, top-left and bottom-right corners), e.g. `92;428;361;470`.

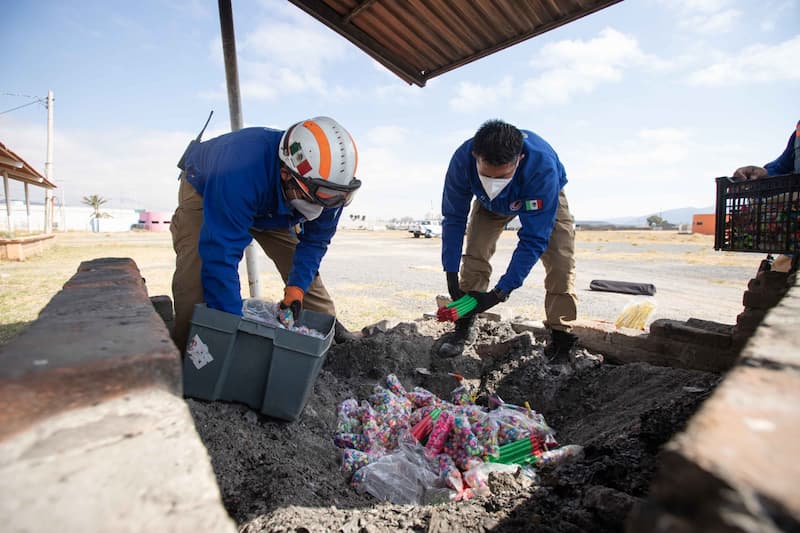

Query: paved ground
286;229;760;331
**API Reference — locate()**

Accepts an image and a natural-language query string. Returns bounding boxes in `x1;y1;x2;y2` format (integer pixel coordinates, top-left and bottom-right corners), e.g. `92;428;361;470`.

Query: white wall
0;202;143;233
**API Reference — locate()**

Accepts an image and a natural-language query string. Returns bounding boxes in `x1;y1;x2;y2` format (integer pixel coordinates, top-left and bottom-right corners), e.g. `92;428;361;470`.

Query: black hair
471;119;523;166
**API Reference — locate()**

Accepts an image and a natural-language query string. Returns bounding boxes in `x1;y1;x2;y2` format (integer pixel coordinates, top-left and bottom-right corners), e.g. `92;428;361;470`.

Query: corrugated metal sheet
287;0;622;86
0;142;56;189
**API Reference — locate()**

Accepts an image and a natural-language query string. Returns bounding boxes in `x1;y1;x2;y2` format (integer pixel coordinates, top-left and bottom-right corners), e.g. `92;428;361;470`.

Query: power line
0;98;47;116
2;92;42;99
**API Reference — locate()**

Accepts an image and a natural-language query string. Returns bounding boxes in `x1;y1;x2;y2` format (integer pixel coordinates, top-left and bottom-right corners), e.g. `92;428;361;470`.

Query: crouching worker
170;116;362;353
438;119;578;363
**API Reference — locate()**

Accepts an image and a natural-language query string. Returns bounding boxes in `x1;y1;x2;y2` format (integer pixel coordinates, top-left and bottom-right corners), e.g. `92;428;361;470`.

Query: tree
81;195;111;220
646;215;664;227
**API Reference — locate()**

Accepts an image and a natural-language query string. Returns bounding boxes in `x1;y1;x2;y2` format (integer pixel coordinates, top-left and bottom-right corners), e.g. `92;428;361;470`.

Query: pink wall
139;211;172;232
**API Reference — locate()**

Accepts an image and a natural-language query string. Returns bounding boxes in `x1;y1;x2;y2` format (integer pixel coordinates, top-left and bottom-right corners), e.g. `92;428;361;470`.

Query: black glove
467;288;508;315
446;272;464;301
278;300;302;327
278;286;304;327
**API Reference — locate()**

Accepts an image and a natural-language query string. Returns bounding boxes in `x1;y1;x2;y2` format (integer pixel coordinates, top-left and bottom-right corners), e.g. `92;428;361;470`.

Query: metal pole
218;0;261;297
3;172;12;237
44;90;54;234
24;183;31;233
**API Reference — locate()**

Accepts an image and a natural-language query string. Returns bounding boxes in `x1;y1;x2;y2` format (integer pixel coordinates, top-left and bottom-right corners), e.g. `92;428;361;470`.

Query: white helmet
278;116;361;207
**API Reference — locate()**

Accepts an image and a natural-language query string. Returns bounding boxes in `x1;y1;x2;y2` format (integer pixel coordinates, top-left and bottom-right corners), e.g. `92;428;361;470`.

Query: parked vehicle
408;220;442;238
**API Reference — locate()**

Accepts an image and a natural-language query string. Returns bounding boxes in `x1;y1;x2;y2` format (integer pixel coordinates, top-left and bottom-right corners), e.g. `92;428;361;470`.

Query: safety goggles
285;166;362;208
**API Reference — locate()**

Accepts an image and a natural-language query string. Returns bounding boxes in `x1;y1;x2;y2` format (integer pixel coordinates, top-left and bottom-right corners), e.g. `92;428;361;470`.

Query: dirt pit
188;318;720;532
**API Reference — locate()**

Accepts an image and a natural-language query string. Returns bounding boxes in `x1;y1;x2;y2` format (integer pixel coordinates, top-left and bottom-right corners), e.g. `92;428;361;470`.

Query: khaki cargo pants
459;189;577;332
170;175;336;352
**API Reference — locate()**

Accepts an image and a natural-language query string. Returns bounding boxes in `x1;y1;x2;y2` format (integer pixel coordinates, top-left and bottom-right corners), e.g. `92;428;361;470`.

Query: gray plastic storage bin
182;304;335;421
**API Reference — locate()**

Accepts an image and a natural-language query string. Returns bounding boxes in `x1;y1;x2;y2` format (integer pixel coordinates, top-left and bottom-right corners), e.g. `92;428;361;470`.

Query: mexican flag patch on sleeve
524;199;542;211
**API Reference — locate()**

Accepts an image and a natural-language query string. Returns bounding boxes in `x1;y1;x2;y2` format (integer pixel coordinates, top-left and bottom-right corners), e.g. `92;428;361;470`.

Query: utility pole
218;0;261;297
44;90;54;234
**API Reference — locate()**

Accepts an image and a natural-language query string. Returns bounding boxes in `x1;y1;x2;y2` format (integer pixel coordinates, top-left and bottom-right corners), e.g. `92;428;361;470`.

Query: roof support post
24;183;31;233
218;0;261;298
3;171;12;237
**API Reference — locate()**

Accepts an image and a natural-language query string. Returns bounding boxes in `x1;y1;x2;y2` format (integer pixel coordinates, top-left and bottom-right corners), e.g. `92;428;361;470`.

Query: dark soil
187;318;720;532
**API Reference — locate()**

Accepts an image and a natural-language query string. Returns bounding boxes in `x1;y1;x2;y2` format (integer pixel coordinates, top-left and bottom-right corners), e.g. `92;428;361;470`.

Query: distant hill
579;205;714;227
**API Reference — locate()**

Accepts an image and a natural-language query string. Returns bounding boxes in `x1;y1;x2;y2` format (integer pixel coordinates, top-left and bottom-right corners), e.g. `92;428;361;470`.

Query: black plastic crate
714;173;800;254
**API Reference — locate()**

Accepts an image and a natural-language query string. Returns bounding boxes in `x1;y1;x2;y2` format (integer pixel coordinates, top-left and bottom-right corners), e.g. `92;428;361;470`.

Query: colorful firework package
333;373;584;504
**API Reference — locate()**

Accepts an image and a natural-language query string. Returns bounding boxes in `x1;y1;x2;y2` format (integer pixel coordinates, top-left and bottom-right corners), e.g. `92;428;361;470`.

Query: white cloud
364;126;409;146
659;0;741;33
680;8;740;32
348;145;446;219
232;1;350;101
519;28;656;106
449;76;513;112
0;117;188;212
562;126;709;219
687;35;800;85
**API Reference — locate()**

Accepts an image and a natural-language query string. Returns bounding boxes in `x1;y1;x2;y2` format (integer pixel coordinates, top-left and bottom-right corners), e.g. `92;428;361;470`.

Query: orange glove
278;286;304;327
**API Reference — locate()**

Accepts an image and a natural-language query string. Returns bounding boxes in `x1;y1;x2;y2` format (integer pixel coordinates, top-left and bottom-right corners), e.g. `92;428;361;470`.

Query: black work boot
437;315;477;358
333;319;359;344
544;329;578;365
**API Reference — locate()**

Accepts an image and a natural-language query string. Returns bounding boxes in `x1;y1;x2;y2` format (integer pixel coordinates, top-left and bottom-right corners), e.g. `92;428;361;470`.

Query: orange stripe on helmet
303;119;331;180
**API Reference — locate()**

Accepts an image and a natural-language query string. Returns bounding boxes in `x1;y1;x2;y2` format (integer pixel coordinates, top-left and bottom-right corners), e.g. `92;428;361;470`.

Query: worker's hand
732;165;767;181
466;289;503;316
446;272;464;301
278;286;304;327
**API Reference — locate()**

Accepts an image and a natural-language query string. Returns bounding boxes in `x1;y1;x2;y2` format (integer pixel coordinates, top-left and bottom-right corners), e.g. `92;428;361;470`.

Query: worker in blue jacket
734;120;799;179
438;119;578;363
171;116;361;352
732;119;799;272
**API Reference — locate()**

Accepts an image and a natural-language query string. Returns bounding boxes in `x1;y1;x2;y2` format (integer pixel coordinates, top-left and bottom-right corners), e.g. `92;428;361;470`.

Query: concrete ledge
0;233;55;261
0;257;235;531
0;388;236;532
628;277;800;531
0;257;180;439
511;318;738;373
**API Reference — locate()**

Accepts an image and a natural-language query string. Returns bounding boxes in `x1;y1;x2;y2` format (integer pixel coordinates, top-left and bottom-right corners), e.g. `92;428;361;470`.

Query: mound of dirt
187;318;720;532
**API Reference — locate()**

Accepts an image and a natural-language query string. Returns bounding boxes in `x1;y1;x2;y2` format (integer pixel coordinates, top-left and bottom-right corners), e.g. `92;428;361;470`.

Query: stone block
740;281;800;370
734;308;767;334
649;318;732;349
0;389;236;533
0;259;180;440
361;318;402;336
629;365;800;531
747;270;793;292
742;289;786;310
150;294;174;322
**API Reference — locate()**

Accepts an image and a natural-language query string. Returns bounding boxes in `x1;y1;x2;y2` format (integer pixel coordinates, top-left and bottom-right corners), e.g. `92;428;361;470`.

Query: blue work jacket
182;127;341;315
441;130;567;294
764;120;800;175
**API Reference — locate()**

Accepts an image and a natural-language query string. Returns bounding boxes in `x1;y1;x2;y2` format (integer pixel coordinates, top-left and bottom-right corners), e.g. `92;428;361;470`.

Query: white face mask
290;198;324;221
478;174;513;200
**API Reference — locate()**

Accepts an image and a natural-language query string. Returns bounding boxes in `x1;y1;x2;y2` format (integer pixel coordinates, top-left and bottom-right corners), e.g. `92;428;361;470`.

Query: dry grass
0;231;175;344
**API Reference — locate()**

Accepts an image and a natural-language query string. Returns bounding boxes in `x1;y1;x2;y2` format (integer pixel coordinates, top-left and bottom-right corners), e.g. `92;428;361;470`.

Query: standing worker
437;119;578;363
171;116;361;352
732;119;799;273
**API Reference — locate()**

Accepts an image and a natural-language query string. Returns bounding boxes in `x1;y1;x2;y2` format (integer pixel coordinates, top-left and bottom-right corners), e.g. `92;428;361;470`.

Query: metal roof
287;0;622;86
0;142;56;189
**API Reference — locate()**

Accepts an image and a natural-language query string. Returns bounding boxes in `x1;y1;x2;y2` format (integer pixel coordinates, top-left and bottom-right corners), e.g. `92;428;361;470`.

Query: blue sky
1;0;798;221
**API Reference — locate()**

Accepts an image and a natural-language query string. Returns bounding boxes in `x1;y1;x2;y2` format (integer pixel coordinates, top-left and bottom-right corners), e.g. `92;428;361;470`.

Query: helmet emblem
289;141;312;176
